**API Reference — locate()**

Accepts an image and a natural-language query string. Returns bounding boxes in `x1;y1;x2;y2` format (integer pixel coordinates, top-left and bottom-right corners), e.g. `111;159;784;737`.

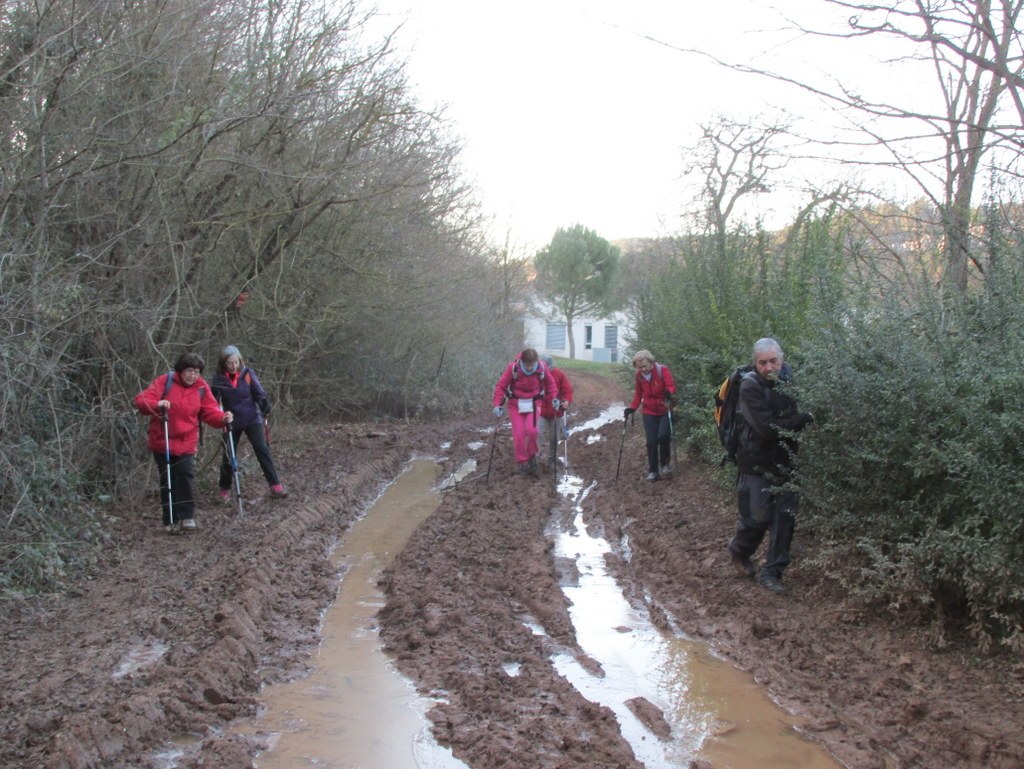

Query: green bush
797;283;1024;651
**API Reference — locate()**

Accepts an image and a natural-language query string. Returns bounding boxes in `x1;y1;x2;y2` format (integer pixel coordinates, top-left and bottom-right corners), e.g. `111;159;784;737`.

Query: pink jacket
493;358;558;409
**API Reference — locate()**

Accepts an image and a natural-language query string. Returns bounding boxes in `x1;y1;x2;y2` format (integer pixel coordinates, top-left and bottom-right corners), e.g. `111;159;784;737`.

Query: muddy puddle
231;458;469;769
231;413;841;769
549;409;843;769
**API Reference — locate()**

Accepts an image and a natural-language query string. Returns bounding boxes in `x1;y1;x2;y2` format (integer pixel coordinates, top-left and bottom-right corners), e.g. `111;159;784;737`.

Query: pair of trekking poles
160;403;245;528
485;404;569;483
614;405;678;482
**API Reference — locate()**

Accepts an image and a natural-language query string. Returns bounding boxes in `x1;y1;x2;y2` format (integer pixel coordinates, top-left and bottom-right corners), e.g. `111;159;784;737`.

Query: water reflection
233;460;469;769
550;484;842;769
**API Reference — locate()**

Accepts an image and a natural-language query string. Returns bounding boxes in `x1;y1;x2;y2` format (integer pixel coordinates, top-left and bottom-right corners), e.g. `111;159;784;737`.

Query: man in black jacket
727;338;814;593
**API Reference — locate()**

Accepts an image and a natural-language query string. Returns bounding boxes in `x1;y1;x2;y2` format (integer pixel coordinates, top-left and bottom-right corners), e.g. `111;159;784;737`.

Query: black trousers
732;472;798;579
153;452;195;525
642;413;671;472
219;422;280;489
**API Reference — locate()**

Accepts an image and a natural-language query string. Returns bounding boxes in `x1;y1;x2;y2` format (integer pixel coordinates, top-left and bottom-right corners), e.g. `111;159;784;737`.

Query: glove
552;398;561;411
493;405;504;419
624;407;636;417
563;400;571;408
259;396;272;417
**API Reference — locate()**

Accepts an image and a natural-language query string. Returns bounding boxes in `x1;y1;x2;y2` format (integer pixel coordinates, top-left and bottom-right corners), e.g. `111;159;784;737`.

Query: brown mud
1;370;1022;768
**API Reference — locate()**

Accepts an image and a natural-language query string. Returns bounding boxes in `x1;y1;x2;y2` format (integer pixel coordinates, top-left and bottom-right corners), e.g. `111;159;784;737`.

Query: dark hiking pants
732;472;798;579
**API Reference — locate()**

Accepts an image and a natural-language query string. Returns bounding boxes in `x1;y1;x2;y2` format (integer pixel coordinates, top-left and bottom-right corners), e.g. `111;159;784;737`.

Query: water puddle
232;458;469;769
221;416;841;769
550;472;843;768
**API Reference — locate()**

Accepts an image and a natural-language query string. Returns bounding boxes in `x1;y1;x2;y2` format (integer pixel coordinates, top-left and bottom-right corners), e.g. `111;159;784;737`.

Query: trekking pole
668;408;679;475
220;399;244;517
562;412;569;469
225;428;244;517
162;407;176;529
485;401;505;483
549;413;558;477
614;413;632;482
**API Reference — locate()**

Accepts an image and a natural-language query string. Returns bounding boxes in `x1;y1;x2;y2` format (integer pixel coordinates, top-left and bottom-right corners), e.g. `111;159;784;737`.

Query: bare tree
682;115;790;260
650;0;1024;292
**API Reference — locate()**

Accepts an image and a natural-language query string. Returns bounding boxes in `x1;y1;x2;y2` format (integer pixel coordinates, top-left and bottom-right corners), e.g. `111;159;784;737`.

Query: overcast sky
366;1;920;253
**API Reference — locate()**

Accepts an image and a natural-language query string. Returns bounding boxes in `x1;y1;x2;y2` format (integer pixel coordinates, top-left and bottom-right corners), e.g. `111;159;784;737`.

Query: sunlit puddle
548;466;843;767
230;457;469;769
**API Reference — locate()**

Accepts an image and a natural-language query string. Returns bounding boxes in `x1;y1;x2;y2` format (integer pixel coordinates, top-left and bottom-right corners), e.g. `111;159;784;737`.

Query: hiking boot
527;456;539;476
646;471;659;482
165;523;182;535
758;572;786;594
270;484;288;499
727;543;755;578
181;518;198;531
516;461;528;476
219;489;231;505
659;464;672;477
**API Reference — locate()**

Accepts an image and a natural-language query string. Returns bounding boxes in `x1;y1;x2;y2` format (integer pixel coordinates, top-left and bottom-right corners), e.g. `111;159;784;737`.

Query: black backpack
713;363;754;465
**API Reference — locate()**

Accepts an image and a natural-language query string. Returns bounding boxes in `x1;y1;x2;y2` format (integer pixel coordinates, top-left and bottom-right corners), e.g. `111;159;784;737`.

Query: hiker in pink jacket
492;348;558;476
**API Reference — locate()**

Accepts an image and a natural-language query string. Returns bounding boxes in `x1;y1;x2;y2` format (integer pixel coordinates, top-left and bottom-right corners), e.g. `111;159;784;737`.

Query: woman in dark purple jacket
209;345;287;500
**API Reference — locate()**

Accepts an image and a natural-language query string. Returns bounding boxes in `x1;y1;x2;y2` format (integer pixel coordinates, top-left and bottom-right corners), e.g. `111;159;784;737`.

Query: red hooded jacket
135;372;229;455
628;363;676;416
539;367;572;419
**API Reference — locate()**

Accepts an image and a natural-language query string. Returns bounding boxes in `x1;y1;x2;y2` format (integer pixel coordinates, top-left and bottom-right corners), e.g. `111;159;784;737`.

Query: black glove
259;396;272;417
624;407;636;417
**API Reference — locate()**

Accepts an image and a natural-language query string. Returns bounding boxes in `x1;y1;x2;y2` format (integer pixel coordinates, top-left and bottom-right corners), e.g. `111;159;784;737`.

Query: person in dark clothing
134;353;233;533
624;349;677;482
727;338;814;593
209;345;287;501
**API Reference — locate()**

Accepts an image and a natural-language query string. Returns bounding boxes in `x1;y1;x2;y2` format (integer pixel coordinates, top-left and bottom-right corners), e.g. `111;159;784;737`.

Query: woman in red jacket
135;353;233;533
625;349;676;481
492;348;558;476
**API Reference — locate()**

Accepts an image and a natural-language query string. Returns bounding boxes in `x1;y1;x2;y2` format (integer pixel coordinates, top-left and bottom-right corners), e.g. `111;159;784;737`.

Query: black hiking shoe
528;456;539;476
164;523;183;535
758;572;786;594
646;471;658;482
727;543;756;578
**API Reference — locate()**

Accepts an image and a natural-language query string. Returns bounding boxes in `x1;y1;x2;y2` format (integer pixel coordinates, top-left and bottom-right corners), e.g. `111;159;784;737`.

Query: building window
604;324;618;349
584;324;593;350
545;323;566;350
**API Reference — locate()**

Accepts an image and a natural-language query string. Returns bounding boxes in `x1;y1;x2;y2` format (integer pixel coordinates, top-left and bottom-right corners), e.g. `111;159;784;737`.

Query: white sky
366;0;931;253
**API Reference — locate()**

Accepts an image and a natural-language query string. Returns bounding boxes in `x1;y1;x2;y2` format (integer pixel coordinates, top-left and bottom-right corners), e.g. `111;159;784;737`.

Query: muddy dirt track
1;370;1022;769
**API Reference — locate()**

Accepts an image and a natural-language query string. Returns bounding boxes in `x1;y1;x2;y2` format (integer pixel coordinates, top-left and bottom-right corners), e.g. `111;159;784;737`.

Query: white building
522;298;634;363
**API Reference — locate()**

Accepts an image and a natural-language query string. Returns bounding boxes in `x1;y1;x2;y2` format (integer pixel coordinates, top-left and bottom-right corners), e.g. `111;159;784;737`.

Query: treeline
624;0;1024;654
625;197;1024;653
0;1;522;589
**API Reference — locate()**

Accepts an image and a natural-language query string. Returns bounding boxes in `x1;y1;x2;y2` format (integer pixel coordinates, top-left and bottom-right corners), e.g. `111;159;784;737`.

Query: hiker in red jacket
134;353;232;534
538;355;573;468
625;349;676;481
492;348;558;476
